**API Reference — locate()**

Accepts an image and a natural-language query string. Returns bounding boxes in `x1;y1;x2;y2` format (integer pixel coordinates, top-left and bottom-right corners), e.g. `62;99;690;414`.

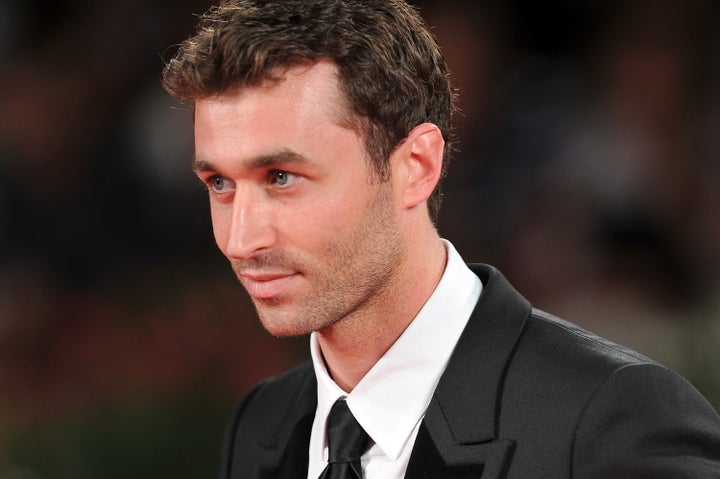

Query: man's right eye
208;175;234;193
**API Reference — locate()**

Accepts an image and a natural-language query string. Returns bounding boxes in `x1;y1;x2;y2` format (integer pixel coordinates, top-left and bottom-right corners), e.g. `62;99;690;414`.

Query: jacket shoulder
500;307;662;441
501;309;720;478
527;308;656;369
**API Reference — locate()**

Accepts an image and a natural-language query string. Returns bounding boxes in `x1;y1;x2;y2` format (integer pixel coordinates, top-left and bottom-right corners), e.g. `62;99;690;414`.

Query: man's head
164;0;452;338
162;0;454;221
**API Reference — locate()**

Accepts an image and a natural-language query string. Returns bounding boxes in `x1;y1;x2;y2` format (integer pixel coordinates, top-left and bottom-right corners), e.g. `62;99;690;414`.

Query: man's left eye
270;170;299;187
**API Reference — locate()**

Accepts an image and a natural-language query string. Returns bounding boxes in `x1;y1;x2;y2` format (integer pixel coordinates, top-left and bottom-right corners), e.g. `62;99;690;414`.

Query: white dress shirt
306;240;482;478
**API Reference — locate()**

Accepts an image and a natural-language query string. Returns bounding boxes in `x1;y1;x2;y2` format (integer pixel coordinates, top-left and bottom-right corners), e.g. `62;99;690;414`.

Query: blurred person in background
161;0;720;478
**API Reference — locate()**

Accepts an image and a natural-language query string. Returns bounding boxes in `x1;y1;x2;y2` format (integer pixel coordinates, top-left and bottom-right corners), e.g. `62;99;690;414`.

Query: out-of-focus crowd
428;0;720;370
0;0;718;477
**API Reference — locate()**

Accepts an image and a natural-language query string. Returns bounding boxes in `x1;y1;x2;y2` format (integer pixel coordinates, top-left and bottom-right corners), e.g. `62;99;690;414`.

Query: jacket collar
405;264;530;478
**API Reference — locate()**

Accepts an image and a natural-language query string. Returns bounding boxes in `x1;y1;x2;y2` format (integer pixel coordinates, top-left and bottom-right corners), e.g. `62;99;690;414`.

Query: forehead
193;61;368;169
196;61;353;129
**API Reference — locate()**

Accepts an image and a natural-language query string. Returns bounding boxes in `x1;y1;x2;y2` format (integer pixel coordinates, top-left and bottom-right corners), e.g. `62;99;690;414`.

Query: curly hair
162;0;455;221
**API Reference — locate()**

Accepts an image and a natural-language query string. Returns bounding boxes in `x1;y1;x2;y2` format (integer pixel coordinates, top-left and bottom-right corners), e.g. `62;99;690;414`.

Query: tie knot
326;399;370;464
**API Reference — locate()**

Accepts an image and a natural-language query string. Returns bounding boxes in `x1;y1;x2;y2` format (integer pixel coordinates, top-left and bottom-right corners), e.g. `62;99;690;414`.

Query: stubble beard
231;185;403;337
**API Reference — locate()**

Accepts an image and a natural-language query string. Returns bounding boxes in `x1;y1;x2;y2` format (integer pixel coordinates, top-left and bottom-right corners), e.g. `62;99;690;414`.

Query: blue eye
275;171;289;186
270;170;298;188
212;176;225;190
208;175;233;193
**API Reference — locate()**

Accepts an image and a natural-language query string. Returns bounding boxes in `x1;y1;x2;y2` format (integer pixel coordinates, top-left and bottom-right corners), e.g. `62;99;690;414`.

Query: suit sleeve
572;363;720;478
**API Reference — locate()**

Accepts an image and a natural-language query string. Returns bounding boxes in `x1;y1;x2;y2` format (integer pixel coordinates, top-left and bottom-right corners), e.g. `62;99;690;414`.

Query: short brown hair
163;0;455;222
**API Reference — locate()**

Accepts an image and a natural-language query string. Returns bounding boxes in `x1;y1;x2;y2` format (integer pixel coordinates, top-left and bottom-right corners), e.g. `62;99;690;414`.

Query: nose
222;188;276;259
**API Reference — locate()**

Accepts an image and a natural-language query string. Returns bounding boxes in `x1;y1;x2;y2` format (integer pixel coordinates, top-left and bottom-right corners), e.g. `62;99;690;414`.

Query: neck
316;232;447;392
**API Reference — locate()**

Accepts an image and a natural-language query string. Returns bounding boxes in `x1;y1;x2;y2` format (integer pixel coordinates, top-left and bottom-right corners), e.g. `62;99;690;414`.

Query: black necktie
318;399;370;479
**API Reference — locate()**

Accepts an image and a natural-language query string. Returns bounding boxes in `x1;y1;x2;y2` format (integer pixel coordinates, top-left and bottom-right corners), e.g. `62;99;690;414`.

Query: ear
392;122;445;210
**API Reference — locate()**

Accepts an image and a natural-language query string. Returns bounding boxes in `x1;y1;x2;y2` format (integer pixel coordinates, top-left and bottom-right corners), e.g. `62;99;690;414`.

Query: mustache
230;250;295;274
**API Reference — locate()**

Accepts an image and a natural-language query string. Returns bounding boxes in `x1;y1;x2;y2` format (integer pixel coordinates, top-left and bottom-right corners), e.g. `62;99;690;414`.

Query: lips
238;271;300;299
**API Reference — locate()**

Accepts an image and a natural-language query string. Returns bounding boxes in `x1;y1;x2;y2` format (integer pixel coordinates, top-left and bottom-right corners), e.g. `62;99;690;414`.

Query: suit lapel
405;399;516;478
406;264;530;478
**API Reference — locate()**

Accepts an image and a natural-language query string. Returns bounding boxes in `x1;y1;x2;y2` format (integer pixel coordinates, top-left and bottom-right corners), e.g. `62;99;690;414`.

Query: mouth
238;271;300;299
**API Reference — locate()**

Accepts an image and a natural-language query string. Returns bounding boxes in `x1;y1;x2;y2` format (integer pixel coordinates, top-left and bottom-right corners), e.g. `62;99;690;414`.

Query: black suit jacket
220;264;720;478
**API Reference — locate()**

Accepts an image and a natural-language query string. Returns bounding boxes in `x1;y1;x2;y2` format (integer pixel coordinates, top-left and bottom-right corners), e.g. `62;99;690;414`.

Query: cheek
293;190;371;245
209;203;231;251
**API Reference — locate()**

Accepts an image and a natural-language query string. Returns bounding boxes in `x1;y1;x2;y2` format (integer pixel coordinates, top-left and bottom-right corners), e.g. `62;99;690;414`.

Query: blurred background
1;0;719;477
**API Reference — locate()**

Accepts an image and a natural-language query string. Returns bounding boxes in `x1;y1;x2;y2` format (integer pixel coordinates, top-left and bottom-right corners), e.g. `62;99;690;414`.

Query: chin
256;310;316;338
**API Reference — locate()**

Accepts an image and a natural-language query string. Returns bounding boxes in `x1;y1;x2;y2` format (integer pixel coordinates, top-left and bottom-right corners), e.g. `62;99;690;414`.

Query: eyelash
202;170;298;193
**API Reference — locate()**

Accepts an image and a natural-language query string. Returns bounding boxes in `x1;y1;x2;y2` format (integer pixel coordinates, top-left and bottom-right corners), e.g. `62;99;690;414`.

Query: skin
193;61;447;391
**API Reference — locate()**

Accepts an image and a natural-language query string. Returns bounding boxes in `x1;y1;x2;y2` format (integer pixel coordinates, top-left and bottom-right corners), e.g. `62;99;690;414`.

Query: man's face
193;62;404;337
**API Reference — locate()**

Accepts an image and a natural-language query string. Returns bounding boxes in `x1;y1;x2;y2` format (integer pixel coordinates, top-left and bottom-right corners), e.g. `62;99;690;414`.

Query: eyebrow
192;149;310;173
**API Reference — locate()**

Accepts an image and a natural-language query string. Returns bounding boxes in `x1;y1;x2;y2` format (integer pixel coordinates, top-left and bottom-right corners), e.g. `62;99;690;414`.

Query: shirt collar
310;240;482;460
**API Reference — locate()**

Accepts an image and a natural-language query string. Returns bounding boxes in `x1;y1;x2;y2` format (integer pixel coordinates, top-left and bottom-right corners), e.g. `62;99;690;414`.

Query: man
162;1;720;477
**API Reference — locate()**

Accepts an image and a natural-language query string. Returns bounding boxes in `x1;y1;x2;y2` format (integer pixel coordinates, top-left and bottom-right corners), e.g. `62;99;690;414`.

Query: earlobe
398;123;445;209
